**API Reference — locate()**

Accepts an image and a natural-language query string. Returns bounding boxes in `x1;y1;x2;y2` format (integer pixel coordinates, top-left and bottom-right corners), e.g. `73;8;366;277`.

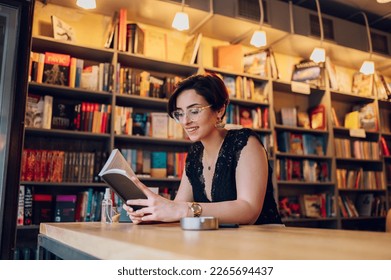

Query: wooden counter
39;222;391;260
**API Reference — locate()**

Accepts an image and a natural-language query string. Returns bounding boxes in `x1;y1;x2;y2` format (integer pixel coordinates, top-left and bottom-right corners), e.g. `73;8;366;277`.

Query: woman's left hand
123;176;189;224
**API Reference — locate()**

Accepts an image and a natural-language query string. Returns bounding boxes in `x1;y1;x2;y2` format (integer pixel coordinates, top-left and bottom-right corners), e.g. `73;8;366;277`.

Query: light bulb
250;30;267;48
172;12;189;31
76;0;96;9
310;47;326;63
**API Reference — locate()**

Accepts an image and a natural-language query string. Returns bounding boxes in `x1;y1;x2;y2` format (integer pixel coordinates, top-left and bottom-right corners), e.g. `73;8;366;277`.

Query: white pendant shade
310;47;326;63
360;60;375;75
172;12;189;31
76;0;96;9
250;30;267;48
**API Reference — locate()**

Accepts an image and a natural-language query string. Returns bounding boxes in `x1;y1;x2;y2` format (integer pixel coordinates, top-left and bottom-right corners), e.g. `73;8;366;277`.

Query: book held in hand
98;149;147;208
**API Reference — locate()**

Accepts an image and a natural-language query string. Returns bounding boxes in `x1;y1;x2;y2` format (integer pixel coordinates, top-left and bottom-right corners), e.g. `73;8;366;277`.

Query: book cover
51;15;76;42
352;72;374;97
291;60;324;88
151;112;168;138
289;133;304;155
17;185;25;226
151;151;167;178
42;52;71;86
309;105;326;130
54;194;77;222
222;76;236;98
344;110;360;129
216;44;243;73
143;29;167;60
32;194;53;224
243;50;268;77
380;136;390;156
357;102;378;131
51;98;76;130
325;56;338;91
42;95;53;129
98;149;147;208
23;186;33;225
239;107;253;128
301;194;321;218
126;23;145;54
331;107;340;127
281;107;297;127
25;94;44;128
182;33;202;64
103;11;119;48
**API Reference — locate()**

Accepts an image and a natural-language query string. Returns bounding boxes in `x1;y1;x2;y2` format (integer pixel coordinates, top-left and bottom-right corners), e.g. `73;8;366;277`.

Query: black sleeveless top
185;128;282;225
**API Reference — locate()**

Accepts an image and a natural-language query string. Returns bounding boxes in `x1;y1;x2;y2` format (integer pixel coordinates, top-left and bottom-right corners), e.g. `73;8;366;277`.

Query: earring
215;117;225;128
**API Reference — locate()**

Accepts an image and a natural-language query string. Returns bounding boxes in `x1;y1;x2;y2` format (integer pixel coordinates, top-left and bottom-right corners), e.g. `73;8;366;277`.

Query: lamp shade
76;0;96;9
250;30;267;48
360;61;375;75
172;12;189;31
310;47;326;63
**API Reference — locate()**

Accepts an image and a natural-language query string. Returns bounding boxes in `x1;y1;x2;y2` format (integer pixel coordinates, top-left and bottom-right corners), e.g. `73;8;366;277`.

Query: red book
43;52;71;86
33;194;53;224
380;136;390;156
263;107;269;129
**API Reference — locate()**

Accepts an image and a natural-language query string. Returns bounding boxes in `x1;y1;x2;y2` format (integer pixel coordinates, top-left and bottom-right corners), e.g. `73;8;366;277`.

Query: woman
123;73;282;225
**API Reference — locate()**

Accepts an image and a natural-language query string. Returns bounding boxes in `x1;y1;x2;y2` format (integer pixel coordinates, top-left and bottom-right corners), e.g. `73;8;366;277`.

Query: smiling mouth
186;126;198;133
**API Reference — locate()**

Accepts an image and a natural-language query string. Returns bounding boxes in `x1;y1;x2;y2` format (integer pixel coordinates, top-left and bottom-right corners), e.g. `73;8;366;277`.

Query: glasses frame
172;104;213;123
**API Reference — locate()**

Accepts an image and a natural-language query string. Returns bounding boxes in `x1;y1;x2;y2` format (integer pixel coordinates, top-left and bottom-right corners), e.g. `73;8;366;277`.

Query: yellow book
344;111;360;129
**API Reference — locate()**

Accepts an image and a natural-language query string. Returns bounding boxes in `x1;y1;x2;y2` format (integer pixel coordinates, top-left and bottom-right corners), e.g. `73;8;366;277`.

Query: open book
98;149;147;204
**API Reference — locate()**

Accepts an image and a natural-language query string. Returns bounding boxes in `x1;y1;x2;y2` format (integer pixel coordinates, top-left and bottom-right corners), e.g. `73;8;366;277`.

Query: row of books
25;94;112;133
338;194;387;218
225;104;269;130
18;185;79;225
218;74;269;102
276;131;326;156
276;158;330;183
336;168;385;190
338;103;378;131
117;67;181;98
279;193;336;219
29;51;117;92
21;149;107;183
215;45;278;79
18;186;108;226
120;149;187;179
334;138;380;160
30;49;184;99
114;109;185;140
277;105;326;130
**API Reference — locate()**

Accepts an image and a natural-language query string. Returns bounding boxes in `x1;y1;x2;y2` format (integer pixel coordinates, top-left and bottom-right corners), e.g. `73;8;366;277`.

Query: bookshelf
15;0;391;258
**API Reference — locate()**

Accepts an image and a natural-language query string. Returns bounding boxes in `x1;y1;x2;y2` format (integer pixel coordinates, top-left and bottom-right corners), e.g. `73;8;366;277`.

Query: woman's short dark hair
167;73;229;119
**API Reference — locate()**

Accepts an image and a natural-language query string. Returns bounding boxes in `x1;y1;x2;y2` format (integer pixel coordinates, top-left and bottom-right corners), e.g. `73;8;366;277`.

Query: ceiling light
310;0;326;63
360;60;375;75
250;30;267;48
377;0;391;3
172;0;189;31
310;47;326;63
359;12;375;75
172;12;189;31
76;0;96;9
250;0;267;48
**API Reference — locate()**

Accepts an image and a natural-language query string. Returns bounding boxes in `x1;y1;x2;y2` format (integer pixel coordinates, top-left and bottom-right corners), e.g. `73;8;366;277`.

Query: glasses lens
172;111;183;122
188;108;201;122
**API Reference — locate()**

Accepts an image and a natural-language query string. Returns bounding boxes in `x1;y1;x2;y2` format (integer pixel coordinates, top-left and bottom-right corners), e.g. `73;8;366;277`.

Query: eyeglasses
172;105;212;123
